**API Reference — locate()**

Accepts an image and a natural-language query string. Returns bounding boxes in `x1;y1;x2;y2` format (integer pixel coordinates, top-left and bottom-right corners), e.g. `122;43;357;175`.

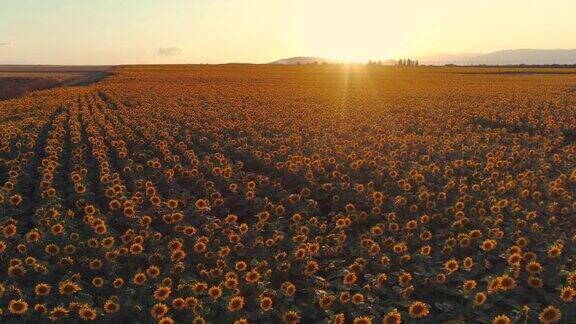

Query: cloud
157;46;182;56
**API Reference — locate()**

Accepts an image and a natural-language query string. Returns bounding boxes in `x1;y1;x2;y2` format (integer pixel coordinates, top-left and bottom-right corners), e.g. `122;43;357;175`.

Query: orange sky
1;0;575;64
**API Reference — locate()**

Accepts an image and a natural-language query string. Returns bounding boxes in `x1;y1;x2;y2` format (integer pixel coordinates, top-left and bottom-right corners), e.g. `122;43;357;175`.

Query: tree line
396;59;419;66
366;59;420;66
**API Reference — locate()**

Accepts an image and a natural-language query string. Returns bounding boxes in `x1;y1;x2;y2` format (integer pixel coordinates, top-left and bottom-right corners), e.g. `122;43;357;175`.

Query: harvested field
0;66;112;100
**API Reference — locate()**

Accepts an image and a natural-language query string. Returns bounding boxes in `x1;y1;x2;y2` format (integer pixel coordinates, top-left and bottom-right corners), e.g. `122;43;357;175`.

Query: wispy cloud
157;46;182;56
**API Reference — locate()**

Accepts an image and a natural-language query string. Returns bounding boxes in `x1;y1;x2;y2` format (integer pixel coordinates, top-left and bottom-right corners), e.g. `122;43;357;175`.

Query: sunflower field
0;65;575;323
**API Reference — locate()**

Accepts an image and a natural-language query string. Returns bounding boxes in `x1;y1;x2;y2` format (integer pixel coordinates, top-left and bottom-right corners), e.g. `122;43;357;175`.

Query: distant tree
396;58;420;67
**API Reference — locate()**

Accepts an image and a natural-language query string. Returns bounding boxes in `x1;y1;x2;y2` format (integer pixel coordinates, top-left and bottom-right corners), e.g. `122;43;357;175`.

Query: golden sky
1;0;575;64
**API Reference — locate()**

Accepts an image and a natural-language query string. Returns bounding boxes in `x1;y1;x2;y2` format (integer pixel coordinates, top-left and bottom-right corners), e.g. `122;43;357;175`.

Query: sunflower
104;300;120;313
474;292;487;306
335;290;350;304
123;206;136;218
8;299;29;315
92;277;104;288
245;270;260;283
352;316;372;324
113;278;124;288
60;244;76;255
567;272;576;286
398;272;412;286
463;280;477;294
209;286;223;299
343;272;357;285
167;199;179;209
228;296;245;312
34;303;47;313
538;305;561;323
547;246;562;258
154;286;172;301
382;309;402;324
78;306;97;321
284;282;296;296
351;293;364;304
282;310;301;324
133;272;147;285
192;282;208;295
225;278;238;289
463;257;474;271
260;297;273;311
195;199;210;211
304;260;319;275
436;273;447;284
420;245;431;256
497;274;516;291
151;303;169;319
492;314;511;324
408;301;429;318
3;224;17;238
444;258;459;273
560;286;575;303
25;230;41;242
35;283;52;296
194;241;207;253
159;317;175;324
59;280;81;295
10;194;23;206
94;224;107;234
332;313;345;324
527;276;543;289
146;265;161;278
129;243;143;254
526;261;543;274
49;306;69;321
185;297;199;308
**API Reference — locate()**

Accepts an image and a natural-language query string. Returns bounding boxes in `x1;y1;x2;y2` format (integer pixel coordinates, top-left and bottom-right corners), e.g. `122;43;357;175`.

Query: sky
1;0;575;65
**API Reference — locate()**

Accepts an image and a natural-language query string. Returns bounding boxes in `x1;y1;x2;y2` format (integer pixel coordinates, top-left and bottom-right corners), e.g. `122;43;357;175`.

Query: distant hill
269;56;334;65
419;49;576;65
472;49;576;65
416;53;481;65
0;65;113;72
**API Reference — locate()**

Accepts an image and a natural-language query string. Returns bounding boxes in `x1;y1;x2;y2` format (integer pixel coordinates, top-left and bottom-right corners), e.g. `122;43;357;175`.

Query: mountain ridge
269;56;334;65
417;49;576;65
